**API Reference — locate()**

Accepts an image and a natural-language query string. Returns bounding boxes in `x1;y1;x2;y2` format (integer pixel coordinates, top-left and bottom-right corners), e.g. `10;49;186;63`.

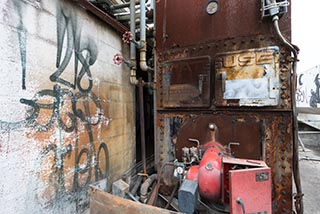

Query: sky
292;0;320;72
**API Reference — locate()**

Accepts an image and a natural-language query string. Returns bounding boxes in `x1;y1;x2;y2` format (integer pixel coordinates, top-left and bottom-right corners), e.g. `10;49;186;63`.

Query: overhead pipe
78;0;128;33
111;0;152;11
115;13;140;21
110;1;132;10
112;0;152;13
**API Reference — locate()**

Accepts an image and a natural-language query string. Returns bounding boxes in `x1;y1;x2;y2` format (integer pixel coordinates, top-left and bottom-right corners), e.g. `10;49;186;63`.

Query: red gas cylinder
198;146;222;201
186;142;223;202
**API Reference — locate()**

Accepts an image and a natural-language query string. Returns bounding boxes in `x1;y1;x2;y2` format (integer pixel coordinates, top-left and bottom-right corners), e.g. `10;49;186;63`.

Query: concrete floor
298;134;320;214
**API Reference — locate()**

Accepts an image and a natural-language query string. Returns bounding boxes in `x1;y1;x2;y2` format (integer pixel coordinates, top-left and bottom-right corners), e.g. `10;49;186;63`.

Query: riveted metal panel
162;56;211;108
155;0;293;213
156;0;291;50
156;112;293;213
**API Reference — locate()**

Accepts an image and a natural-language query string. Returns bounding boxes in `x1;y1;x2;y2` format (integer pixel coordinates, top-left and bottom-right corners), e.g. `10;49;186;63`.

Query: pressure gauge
206;0;219;15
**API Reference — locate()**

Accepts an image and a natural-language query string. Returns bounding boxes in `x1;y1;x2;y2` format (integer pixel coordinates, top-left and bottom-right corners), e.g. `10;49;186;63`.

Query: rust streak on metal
155;0;293;212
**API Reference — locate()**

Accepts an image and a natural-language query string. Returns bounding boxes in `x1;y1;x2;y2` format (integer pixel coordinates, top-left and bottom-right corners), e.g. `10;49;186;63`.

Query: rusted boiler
91;0;302;213
153;0;301;213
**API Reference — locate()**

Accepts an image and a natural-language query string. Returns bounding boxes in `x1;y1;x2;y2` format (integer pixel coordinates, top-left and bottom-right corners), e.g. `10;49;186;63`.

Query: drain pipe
139;0;153;72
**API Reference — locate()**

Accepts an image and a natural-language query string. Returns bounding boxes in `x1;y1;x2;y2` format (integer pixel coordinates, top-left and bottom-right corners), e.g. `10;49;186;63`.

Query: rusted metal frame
156;38;292;111
78;0;128;33
271;10;303;212
261;113;292;213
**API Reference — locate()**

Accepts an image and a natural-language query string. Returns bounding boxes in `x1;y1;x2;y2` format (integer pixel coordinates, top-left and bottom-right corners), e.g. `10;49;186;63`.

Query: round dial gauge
206;0;219;15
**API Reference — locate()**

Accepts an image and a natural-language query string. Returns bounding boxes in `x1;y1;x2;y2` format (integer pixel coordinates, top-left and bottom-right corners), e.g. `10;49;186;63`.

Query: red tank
186;141;224;202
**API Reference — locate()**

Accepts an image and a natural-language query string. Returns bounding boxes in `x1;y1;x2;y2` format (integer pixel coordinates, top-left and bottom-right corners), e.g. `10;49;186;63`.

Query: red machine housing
185;141;272;213
186;141;224;201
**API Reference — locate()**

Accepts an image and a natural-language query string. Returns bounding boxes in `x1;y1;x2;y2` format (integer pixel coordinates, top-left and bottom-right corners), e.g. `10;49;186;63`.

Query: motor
177;139;272;214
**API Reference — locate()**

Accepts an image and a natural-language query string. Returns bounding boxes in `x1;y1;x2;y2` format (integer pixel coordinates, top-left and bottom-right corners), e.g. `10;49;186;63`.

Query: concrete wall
0;0;135;213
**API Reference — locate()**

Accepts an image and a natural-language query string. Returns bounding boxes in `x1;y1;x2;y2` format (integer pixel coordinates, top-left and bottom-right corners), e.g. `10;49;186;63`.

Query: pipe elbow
140;174;157;202
139;50;154;72
139;61;152;72
129;66;139;85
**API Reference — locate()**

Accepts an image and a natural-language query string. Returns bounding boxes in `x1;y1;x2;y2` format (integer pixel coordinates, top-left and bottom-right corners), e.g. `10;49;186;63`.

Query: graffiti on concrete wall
309;74;320;108
296;66;320;108
52;2;98;93
1;0;110;212
13;0;27;90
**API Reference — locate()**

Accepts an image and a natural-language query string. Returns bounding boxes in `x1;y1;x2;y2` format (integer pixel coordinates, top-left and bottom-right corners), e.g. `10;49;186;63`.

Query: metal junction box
222;157;272;214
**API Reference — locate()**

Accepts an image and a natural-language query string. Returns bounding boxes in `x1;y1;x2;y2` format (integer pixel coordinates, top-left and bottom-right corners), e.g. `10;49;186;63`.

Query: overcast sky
292;0;320;72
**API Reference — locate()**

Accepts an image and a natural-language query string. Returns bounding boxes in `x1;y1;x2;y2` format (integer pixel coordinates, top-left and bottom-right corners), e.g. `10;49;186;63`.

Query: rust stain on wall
0;0;134;213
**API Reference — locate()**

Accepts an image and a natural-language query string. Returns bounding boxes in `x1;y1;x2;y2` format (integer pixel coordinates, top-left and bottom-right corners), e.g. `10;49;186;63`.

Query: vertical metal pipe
153;0;156;35
140;0;146;42
130;0;136;61
139;78;147;176
139;0;153;71
129;0;138;85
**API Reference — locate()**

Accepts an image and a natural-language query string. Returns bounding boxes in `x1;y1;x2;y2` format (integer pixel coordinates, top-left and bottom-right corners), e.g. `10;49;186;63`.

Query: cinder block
178;179;198;214
112;179;129;198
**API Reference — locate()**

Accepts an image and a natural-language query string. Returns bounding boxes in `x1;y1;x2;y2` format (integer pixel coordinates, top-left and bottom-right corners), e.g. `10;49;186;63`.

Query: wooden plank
90;187;180;214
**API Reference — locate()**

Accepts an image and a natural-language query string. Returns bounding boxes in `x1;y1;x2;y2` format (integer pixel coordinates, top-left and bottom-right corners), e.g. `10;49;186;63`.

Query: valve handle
113;53;123;65
122;31;133;44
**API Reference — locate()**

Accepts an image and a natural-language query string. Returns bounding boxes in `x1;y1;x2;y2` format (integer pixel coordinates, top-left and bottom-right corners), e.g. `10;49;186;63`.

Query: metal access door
229;166;272;214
